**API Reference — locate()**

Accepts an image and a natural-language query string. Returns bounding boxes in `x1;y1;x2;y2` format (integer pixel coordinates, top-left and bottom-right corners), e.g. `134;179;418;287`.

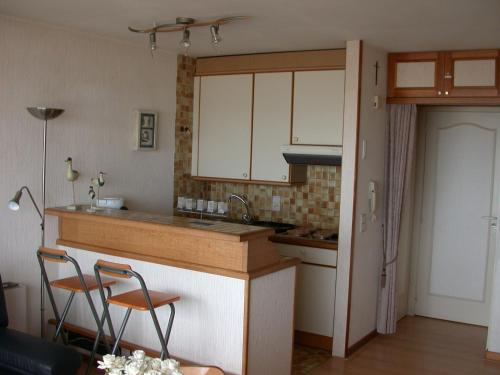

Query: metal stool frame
37;248;115;375
94;261;176;360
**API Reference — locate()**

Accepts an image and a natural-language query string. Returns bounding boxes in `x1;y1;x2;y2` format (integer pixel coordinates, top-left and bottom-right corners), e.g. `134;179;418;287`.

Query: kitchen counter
174;208;338;251
269;233;338;250
47;206;273;241
45;206;287;277
44;206;297;374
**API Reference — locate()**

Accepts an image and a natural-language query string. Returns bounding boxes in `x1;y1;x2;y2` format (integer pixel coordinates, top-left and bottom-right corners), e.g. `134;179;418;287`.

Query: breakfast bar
44;207;298;375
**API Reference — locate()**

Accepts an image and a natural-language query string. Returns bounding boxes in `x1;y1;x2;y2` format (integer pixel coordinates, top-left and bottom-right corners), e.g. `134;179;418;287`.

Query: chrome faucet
228;193;254;224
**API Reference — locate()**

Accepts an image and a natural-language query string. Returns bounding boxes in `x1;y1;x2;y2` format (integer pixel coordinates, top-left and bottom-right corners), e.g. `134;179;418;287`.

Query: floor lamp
8;107;64;338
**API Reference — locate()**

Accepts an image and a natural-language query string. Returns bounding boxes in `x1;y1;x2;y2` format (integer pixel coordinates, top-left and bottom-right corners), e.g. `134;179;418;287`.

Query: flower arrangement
97;350;183;375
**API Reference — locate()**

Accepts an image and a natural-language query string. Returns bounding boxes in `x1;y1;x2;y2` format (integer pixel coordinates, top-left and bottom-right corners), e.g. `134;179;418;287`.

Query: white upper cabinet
292;70;345;146
252;73;292;182
197;74;253;180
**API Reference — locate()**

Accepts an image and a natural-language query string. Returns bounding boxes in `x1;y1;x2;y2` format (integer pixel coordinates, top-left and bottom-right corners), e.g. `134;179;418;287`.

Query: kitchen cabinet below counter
275;243;337;351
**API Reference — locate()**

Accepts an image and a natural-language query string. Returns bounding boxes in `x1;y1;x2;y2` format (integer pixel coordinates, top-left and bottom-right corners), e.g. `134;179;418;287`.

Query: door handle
482;216;498;229
481;216;498;220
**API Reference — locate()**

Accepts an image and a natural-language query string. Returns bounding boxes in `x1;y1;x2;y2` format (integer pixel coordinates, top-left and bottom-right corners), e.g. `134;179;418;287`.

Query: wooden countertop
45;206;294;278
46;206;273;242
269;234;338;250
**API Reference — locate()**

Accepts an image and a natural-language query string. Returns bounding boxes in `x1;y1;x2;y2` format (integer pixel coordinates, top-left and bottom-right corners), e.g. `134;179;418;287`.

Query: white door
415;108;500;326
252;72;292;182
198;74;253;180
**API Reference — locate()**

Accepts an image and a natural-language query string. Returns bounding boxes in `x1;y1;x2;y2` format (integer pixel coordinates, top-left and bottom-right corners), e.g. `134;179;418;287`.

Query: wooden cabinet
196;74;253;180
275;243;337;349
292;70;345;146
388;52;444;98
388;49;500;104
251;72;306;183
443;50;499;97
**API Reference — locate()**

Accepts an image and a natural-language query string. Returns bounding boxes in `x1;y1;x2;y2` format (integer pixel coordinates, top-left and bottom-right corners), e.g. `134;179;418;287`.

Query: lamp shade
8;190;22;211
27;107;64;121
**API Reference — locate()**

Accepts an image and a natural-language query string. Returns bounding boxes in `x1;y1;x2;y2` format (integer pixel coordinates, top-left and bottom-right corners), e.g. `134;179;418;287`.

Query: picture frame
134;110;158;150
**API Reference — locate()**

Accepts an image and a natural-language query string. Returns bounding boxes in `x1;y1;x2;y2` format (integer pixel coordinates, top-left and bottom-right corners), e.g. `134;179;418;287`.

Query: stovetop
290;232;338;242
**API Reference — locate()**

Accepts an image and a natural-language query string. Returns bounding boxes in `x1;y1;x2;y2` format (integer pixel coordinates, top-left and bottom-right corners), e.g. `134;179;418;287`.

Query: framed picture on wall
134;110;158;150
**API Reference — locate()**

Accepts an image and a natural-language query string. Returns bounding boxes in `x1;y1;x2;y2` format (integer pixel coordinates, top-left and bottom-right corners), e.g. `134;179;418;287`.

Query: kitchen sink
215;217;296;233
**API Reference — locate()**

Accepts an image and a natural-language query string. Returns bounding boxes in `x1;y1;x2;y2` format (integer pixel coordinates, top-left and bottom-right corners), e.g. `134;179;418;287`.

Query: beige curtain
377;104;417;334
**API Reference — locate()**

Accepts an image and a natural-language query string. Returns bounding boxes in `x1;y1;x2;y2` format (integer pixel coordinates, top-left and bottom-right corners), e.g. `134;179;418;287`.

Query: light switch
272;196;281;212
360;213;367;233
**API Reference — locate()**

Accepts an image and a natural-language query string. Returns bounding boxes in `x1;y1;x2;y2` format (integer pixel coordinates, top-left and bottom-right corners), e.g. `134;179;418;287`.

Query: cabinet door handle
444;73;453;80
243;172;248;178
444;91;449;96
292;137;299;143
438;91;442;96
282;175;287;180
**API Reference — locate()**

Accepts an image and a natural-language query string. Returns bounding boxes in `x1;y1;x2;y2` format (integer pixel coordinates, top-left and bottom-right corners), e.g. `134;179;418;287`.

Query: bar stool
37;247;116;374
94;260;180;360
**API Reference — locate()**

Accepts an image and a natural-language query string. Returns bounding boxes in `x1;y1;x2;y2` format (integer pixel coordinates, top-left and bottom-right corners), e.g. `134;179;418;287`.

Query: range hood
281;145;342;166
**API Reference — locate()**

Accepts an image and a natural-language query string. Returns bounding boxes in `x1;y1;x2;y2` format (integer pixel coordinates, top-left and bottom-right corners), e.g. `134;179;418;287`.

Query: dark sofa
0;275;81;375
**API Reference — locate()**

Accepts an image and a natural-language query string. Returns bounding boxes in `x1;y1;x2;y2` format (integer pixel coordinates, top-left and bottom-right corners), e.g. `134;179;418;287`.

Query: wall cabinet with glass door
388;49;500;104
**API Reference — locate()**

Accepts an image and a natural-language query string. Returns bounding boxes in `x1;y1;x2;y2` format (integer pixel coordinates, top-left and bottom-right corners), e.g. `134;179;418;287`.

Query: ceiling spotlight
210;24;222;45
179;28;191;49
149;32;157;51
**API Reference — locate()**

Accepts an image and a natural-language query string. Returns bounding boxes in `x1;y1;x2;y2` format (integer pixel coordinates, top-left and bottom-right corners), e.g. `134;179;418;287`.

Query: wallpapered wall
0;15;177;335
174;55;341;229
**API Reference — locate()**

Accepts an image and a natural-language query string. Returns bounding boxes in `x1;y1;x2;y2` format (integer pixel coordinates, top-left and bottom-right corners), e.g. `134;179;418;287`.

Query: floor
292;345;332;374
80;316;500;374
310;316;500;375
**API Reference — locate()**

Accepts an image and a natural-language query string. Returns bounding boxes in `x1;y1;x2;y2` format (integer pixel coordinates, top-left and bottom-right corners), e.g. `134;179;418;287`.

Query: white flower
148;359;162;371
144;370;164;375
96;352;183;375
125;359;148;375
131;350;146;361
97;354;118;370
161;359;180;371
114;357;128;369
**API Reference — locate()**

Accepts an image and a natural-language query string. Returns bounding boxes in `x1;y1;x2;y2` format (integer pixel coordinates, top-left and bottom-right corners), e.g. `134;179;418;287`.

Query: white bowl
97;197;124;209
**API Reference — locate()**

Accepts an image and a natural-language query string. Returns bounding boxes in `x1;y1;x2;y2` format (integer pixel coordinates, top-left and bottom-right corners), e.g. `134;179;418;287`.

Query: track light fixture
129;16;248;56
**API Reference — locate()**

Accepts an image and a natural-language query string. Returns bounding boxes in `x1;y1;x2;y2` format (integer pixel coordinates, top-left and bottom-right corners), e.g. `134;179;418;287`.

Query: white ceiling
1;0;500;57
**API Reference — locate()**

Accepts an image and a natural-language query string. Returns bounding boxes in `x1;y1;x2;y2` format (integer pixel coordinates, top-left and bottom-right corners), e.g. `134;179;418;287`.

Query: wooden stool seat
181;366;224;375
50;274;115;293
95;259;179;359
107;289;180;311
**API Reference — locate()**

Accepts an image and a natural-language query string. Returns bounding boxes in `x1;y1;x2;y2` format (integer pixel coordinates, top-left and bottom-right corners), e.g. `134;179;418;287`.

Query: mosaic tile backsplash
173;55;341;230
